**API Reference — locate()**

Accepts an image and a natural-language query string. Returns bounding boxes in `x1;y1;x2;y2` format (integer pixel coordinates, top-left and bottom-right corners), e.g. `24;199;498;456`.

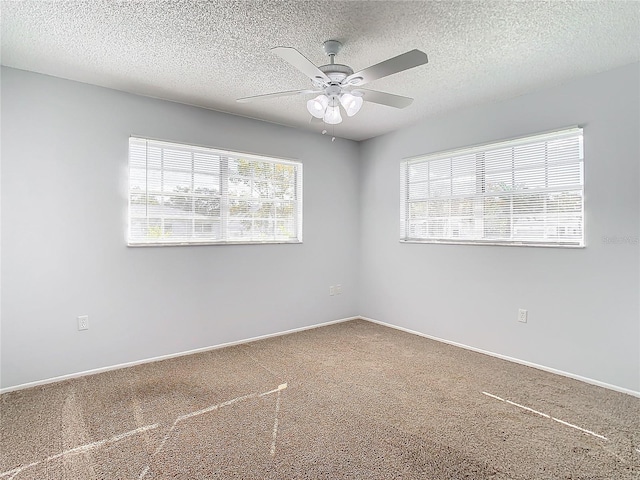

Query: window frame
400;127;585;248
128;137;303;247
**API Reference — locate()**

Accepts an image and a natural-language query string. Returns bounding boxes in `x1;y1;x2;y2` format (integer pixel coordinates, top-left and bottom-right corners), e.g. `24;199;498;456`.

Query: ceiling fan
237;40;428;125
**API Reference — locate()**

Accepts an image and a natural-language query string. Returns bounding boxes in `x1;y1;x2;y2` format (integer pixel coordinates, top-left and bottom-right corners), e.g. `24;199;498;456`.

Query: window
400;127;584;247
128;138;302;245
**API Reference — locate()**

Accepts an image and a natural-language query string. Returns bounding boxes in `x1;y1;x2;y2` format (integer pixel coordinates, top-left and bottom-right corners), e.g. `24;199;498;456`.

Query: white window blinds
400;127;584;247
129;138;303;245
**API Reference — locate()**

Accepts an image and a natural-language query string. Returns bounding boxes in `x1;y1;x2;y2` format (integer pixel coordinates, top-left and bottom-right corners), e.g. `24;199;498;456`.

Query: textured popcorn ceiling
2;1;639;141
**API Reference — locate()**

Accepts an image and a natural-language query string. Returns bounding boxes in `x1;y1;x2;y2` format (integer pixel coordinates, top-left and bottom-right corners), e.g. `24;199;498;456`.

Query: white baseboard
0;316;358;394
4;315;638;399
360;316;640;399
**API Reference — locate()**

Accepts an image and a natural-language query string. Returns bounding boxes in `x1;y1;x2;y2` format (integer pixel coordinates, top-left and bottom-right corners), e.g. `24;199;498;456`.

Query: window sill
400;239;584;248
128;240;303;247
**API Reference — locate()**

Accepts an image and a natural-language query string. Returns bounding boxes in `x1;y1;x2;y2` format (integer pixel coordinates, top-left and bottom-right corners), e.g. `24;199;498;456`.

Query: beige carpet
1;319;639;479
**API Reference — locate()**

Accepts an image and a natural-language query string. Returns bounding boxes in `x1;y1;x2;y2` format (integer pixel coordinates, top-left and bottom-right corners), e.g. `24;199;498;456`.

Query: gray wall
359;63;640;392
1;67;361;388
3;63;639;394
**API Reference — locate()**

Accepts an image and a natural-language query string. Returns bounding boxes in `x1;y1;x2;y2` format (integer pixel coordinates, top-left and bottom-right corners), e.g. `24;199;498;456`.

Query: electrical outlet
336;284;342;295
329;286;335;296
78;315;89;331
518;309;528;323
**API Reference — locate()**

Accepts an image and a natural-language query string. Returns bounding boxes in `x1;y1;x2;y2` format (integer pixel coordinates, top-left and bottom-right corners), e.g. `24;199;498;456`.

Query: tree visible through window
129;138;302;245
400;128;584;247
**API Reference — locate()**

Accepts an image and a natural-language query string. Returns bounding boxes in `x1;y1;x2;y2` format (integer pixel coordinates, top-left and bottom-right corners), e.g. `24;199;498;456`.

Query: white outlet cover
518;309;528;323
336;284;342;295
329;286;335;296
78;315;89;330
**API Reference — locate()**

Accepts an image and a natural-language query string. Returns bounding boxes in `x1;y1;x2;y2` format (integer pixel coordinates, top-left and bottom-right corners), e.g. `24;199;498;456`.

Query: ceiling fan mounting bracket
322;40;342;59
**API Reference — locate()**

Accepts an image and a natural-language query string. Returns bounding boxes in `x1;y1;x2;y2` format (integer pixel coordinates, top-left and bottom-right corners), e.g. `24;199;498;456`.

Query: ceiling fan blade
272;47;331;83
346;50;428;86
357;89;414;109
237;89;319;103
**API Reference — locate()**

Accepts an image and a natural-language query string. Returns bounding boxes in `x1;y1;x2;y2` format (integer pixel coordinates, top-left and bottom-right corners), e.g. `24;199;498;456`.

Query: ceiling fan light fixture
340;93;363;117
323;104;342;124
307;94;329;118
240;42;427;132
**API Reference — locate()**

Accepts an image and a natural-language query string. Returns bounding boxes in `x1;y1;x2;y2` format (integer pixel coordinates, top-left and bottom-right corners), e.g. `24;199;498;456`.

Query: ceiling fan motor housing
312;40;354;88
317;64;354;85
